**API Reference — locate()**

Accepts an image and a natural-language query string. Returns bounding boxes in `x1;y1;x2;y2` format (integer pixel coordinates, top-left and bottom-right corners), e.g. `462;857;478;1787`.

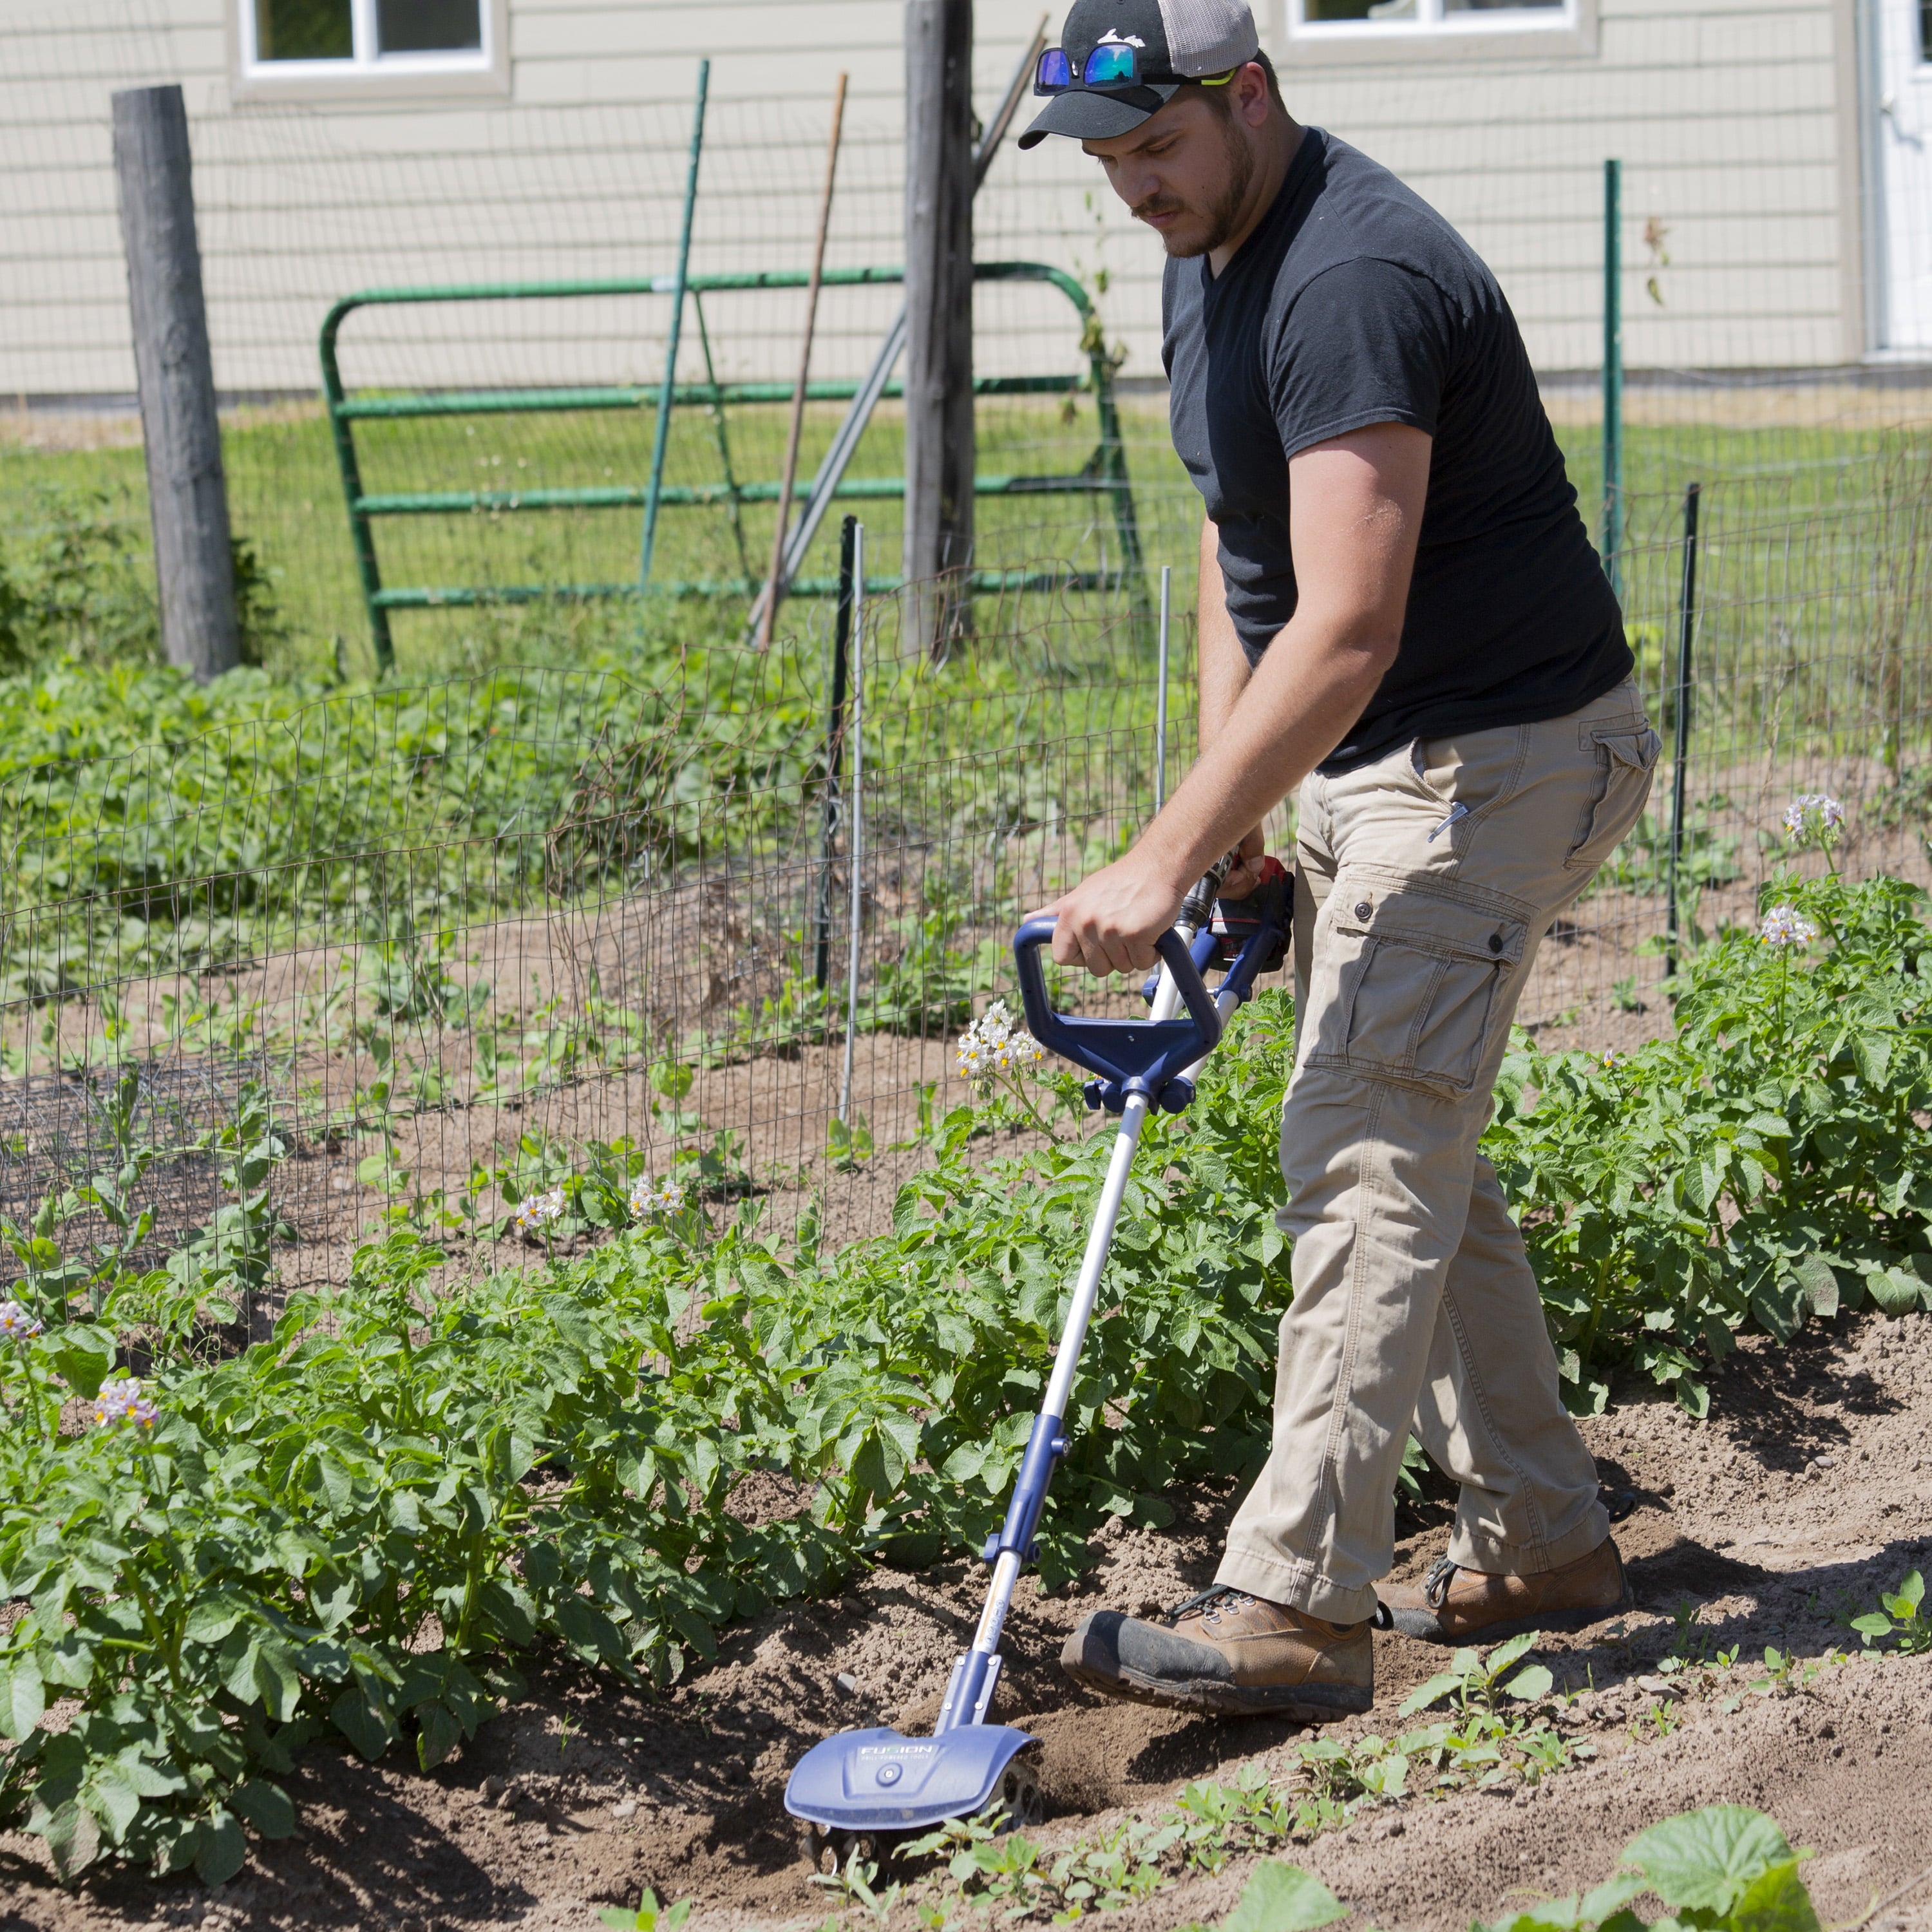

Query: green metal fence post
813;514;858;989
641;59;709;587
1665;480;1700;979
692;290;752;582
1602;156;1624;600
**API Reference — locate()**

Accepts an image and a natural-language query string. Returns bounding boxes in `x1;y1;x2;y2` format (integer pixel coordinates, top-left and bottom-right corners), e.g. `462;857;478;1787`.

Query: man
1019;0;1660;1722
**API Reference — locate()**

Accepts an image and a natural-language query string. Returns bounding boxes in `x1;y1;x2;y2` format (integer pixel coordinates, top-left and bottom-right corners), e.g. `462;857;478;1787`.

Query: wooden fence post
112;83;239;682
903;0;974;658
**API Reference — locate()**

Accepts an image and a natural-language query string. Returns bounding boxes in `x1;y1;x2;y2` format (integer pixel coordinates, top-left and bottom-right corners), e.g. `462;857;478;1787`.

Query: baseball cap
1018;0;1261;150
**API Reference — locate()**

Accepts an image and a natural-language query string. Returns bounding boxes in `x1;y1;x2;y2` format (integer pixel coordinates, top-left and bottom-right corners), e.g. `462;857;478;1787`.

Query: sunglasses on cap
1033;44;1236;91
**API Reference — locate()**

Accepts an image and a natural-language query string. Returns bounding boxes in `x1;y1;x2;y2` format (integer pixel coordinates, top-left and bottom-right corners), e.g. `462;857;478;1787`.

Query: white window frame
230;0;510;102
1278;0;1596;64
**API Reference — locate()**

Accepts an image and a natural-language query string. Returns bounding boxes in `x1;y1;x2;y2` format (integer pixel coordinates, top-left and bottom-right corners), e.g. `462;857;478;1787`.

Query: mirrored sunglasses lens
1036;48;1072;89
1083;44;1137;85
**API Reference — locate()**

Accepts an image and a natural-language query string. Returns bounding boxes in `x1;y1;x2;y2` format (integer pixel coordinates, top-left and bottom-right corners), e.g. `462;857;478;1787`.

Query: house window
240;0;497;84
1292;0;1571;36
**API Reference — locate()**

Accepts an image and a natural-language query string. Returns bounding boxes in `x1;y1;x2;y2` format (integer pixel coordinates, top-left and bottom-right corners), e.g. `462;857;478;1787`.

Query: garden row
1;864;1929;1881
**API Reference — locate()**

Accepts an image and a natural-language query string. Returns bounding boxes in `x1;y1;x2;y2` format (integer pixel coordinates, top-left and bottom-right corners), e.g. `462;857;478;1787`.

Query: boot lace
1162;1584;1253;1627
1423;1555;1460;1609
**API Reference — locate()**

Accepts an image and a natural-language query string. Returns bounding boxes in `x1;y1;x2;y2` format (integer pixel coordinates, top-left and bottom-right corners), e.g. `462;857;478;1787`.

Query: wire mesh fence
0;574;1192;1306
4;0;1932;1302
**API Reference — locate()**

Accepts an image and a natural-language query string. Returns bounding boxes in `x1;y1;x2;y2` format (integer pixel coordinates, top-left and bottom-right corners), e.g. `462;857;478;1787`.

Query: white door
1877;0;1932;350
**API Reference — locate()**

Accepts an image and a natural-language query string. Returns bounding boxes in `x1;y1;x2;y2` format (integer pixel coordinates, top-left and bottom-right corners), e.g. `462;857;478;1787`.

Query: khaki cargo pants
1217;681;1660;1624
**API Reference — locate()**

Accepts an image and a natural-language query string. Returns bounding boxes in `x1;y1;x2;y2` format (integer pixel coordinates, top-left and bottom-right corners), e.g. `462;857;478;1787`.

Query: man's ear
1233;60;1273;128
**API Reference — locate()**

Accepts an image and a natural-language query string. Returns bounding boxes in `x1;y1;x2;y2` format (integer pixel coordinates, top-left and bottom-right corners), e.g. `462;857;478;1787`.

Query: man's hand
1217;826;1268;899
1033;850;1191;977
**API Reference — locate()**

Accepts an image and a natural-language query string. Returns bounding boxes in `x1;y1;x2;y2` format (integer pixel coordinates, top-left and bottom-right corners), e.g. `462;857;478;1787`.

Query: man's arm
1197;515;1251;752
1040;421;1431;976
1195;516;1271;893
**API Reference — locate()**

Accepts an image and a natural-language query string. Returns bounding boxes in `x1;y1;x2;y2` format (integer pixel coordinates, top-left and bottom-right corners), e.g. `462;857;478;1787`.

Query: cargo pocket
1305;884;1528;1099
1567;724;1663;872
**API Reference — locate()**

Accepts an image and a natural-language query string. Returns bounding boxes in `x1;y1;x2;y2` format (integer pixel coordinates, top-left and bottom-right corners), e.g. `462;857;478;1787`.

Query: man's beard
1133;120;1256;259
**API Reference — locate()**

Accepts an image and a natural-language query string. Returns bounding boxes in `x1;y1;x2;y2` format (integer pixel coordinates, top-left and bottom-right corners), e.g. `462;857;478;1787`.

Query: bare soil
7;1309;1932;1932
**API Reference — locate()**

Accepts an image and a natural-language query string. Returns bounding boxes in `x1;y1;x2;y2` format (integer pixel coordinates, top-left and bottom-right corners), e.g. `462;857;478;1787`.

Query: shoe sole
1060;1656;1371;1722
1381;1572;1635;1645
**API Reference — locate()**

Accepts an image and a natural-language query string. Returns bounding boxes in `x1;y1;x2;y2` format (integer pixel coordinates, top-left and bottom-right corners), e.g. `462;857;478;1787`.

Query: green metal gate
319;261;1146;672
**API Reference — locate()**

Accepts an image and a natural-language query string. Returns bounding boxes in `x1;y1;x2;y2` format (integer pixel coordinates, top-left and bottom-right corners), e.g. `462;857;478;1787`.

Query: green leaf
231;1777;296;1839
0;1654;45;1739
1577;1874;1647;1923
184;1596;247;1645
1620;1806;1795;1914
330;1684;395;1761
1502;1663;1553;1701
554;1598;628;1666
1866;1266;1922;1317
1852;1028;1893;1088
195;1808;247;1886
1485;1631;1539;1675
254;1638;303;1722
86;1765;142;1844
1728;1859;1821;1932
416;1699;462;1771
1790;1254;1839;1320
42;1797;101;1880
42;1323;116;1401
1222;1859;1349;1932
1400;1671;1463;1717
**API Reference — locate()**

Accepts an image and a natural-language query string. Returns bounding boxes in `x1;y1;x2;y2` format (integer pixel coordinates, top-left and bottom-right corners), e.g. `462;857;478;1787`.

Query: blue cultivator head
786;880;1289;1868
786;1723;1038;1837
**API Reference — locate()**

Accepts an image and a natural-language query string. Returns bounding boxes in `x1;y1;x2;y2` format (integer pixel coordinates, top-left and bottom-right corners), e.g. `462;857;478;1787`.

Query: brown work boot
1059;1586;1373;1720
1378;1537;1633;1644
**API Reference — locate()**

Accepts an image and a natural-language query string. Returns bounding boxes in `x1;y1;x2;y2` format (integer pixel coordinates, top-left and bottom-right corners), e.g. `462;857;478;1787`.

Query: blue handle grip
1012;919;1224;1105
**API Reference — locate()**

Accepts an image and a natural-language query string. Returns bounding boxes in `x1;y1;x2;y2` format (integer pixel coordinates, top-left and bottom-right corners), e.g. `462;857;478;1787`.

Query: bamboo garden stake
757;73;849;649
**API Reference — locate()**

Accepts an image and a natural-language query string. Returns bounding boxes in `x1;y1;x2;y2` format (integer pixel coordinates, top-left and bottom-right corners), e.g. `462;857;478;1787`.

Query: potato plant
0;998;1298;1880
1490;869;1932;1413
3;865;1929;1881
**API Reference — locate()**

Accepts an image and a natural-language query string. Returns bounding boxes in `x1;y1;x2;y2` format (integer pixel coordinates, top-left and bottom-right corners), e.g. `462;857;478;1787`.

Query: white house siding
0;0;1861;403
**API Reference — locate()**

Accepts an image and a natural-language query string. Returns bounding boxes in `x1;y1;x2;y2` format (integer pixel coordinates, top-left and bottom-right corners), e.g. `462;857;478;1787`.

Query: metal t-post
1665;480;1701;979
111;84;240;682
838;524;867;1126
1154;565;1171;813
813;515;859;989
1602;157;1624;600
640;59;710;587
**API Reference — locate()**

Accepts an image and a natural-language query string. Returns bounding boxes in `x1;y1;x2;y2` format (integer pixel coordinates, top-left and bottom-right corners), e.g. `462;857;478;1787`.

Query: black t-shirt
1162;126;1631;773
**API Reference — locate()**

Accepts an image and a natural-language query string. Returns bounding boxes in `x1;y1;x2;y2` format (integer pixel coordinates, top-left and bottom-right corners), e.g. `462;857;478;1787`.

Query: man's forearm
1197;516;1251;753
1139;606;1393;891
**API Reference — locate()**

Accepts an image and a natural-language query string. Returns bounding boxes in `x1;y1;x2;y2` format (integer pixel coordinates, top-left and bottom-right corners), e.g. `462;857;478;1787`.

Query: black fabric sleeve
1267;256;1454;460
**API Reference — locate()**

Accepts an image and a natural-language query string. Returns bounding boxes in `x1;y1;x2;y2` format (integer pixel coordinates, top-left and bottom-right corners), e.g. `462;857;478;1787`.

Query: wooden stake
903;0;975;659
112;84;239;682
757;73;849;650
